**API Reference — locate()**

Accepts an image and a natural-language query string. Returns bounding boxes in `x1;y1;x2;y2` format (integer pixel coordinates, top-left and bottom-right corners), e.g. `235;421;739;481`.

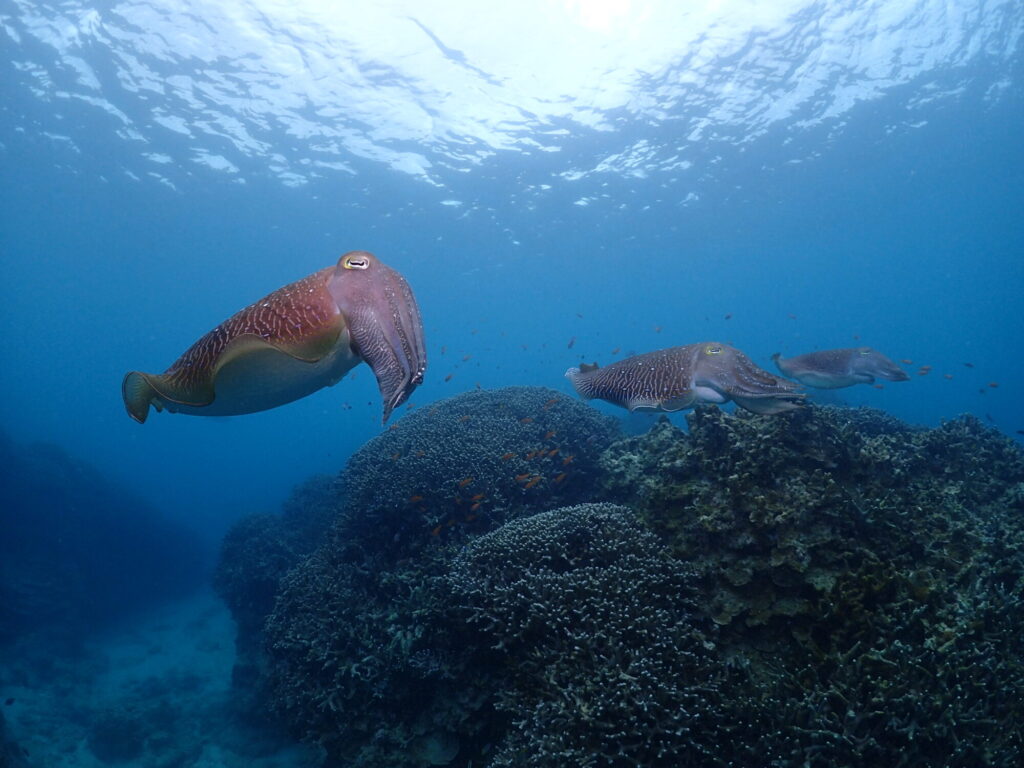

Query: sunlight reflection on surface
3;0;1021;189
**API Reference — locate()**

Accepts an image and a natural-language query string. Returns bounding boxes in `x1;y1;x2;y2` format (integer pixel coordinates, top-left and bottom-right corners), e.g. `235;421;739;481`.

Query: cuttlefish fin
122;326;343;424
659;391;697;411
122;372;163;424
626;396;672;411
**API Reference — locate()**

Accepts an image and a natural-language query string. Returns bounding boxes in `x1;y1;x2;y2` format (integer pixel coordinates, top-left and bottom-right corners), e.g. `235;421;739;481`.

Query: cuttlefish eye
704;345;723;355
342;253;371;270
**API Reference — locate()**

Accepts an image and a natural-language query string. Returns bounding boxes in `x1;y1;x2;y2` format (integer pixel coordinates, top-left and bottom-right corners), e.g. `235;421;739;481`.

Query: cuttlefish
771;347;909;389
565;342;804;415
122;251;426;424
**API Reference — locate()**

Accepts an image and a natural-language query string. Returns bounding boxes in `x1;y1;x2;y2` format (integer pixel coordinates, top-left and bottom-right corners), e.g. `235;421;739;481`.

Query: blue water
0;4;1022;761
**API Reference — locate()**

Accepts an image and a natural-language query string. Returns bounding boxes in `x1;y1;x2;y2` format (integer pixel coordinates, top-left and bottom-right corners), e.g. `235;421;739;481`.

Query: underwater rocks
0;431;209;644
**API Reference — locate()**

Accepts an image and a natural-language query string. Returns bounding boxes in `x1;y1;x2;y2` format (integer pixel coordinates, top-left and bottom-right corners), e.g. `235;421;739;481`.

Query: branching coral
446;503;760;767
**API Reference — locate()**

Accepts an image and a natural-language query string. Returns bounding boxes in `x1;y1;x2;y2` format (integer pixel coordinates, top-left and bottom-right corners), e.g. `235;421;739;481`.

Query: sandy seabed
1;589;321;768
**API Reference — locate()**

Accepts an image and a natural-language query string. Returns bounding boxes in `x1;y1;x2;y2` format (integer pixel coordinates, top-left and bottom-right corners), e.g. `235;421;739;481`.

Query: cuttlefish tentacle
772;347;909;389
122;251;426;424
565;342;804;416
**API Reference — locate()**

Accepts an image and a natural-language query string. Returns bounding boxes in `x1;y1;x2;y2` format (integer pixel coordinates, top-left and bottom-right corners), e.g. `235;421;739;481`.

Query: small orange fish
787;314;797;320
873;384;885;389
515;473;531;482
611;347;620;355
458;477;474;487
724;313;732;320
553;472;567;483
654;325;662;333
917;369;929;376
543;397;558;409
989;382;1000;388
964;362;974;368
408;494;424;503
500;452;515;461
470;502;482;512
943;374;954;380
525;450;536;460
520;417;534;423
462;354;472;362
901;359;913;365
390;452;401;460
537;448;548;458
445;373;453;382
415;450;426;457
465;513;478;522
459;415;471;422
548;448;560;458
471;493;485;501
431;525;442;536
567;336;576;349
562;455;575;466
524;476;542;489
543;430;556;439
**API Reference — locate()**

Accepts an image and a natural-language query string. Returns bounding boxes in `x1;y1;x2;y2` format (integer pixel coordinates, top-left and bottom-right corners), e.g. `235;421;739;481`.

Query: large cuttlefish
566;342;804;415
122;251;426;424
771;347;909;389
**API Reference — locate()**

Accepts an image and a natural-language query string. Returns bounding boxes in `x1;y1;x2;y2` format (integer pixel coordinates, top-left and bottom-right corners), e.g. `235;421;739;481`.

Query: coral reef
600;405;1024;764
258;388;620;766
337;386;619;559
226;398;1024;766
446;503;759;767
0;430;209;644
214;474;339;717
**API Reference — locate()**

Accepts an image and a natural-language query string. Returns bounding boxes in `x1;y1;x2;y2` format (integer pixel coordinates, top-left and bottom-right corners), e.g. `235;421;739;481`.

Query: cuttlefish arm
122;251;426;424
565;342;803;415
693;343;805;415
772;347;909;389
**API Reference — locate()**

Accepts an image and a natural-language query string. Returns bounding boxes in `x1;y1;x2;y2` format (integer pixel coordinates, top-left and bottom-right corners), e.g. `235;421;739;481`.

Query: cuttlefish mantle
566;342;804;415
122;251;426;424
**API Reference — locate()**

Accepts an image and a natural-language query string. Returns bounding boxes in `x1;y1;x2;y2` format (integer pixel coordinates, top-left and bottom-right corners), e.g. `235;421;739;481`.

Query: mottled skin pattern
772;347;909;389
160;267;340;395
566;342;804;415
122;251;426;424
